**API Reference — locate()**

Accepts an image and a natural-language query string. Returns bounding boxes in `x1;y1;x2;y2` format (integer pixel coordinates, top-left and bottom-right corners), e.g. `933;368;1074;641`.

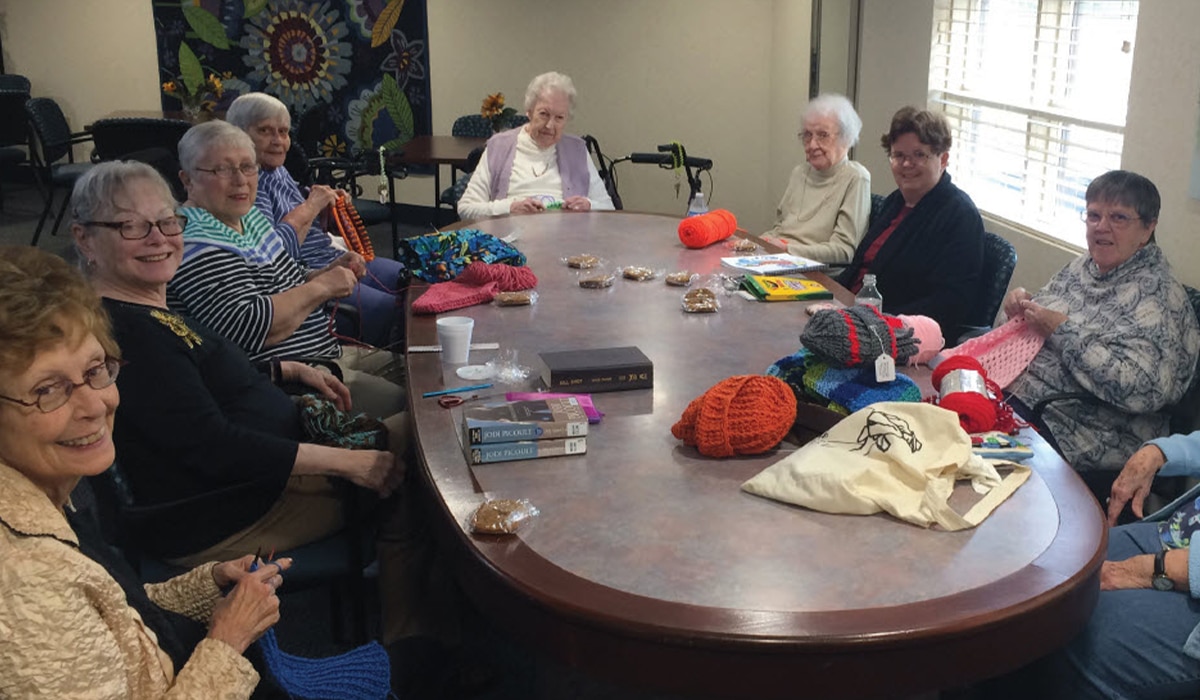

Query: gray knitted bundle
800;305;919;368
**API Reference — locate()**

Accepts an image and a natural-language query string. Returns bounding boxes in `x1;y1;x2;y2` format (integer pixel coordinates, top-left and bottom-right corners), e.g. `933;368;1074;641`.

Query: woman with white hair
457;71;614;221
226;92;404;349
168;120;405;420
761;93;871;265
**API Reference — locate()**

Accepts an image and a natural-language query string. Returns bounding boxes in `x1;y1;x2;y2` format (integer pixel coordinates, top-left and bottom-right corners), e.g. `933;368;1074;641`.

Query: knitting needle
422;383;493;398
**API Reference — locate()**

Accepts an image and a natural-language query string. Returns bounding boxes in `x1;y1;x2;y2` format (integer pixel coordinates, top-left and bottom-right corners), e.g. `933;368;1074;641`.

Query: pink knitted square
941;318;1045;389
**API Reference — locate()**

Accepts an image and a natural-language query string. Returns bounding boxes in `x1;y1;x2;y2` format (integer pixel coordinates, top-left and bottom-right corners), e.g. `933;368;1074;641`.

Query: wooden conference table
403;211;1106;699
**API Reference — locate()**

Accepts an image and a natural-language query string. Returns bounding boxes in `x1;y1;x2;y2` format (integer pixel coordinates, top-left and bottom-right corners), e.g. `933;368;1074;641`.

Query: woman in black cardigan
836;107;984;342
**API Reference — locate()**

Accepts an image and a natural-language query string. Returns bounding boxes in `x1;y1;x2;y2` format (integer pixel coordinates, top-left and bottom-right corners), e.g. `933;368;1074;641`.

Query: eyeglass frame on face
888;150;937;166
193;163;259;180
1081;208;1141;229
80;215;188;240
800;130;840;146
0;357;122;413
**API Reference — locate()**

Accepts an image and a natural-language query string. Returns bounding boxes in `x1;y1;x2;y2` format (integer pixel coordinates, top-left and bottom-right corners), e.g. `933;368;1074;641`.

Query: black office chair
451;114;492;138
437;145;484;210
0;84;30;211
89;117;191;163
953;232;1018;344
26;97;93;246
87;460;373;643
867;192;887;229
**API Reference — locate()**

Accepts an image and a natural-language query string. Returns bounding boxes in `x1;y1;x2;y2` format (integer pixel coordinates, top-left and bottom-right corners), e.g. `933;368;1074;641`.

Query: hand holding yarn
1017;300;1067;338
1002;287;1032;320
511;197;547;214
563;195;591;212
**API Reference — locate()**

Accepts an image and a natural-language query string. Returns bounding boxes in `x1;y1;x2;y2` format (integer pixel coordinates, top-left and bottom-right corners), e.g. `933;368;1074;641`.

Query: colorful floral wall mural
154;0;431;158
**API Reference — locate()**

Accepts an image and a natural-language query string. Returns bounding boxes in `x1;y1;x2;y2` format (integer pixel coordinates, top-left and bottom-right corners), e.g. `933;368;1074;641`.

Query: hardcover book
741;274;833;301
466;437;588;464
720;253;827;275
464;397;589;445
538;346;653;393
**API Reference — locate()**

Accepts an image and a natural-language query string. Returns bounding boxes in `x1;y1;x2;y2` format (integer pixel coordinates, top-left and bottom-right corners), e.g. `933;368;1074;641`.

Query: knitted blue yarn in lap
257;628;391;700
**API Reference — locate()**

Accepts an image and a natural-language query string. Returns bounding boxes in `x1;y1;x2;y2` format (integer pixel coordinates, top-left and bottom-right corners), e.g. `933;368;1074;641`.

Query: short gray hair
226;92;291;131
70;160;176;224
524;71;576;116
802;93;863;148
178;120;256;173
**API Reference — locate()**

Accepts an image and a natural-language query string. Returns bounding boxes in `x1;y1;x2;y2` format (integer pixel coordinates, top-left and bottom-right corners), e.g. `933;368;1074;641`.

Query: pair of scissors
438;394;478;408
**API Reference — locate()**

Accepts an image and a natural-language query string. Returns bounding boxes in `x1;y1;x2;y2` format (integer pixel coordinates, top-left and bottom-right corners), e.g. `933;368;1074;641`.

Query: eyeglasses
888;151;935;165
0;357;121;413
1081;209;1139;229
801;130;839;145
82;215;187;240
194;163;259;180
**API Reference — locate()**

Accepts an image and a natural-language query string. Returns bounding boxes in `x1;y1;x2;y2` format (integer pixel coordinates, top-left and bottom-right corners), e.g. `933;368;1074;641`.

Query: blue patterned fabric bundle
768;348;921;415
396;229;527;282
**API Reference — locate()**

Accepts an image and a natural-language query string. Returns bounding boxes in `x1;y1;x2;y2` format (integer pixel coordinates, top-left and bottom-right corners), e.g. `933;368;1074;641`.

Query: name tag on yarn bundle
875;354;896;383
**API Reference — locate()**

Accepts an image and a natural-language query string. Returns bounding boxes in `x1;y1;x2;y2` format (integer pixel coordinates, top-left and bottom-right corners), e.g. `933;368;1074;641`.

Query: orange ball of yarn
671;375;797;457
678;209;737;248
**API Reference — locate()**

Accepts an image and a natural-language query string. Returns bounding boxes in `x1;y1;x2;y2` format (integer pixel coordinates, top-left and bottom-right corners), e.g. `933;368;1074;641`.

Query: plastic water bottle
686;190;708;217
856;274;883;309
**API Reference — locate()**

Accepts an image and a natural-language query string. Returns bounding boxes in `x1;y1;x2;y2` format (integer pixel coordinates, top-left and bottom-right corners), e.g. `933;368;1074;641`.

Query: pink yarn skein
896;314;945;366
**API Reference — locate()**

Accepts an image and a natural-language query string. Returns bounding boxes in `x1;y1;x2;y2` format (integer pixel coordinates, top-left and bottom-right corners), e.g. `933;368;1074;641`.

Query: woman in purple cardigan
457;71;615;221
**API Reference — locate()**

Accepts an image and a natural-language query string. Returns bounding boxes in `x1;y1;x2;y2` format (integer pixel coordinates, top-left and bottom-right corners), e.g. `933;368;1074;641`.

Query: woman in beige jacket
0;246;288;698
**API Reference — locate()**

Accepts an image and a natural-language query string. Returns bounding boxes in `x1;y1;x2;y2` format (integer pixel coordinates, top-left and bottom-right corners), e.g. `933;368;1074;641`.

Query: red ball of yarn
931;355;996;433
678;209;737;248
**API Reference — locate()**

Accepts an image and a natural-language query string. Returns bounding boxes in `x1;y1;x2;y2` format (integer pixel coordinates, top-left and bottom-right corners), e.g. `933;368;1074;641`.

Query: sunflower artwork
481;93;518;134
153;0;433;154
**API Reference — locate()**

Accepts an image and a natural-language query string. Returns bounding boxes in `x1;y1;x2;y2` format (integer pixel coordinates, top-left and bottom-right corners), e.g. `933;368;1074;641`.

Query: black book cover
538;346;653;393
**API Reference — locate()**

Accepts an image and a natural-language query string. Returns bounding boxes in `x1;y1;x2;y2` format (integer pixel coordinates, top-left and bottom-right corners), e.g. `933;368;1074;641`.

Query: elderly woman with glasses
760;93;870;265
167;120;403;420
67;161;436;649
0;245;291;698
1003;170;1199;502
226;92;404;349
456;71;615;220
69;160;403;569
835;106;984;341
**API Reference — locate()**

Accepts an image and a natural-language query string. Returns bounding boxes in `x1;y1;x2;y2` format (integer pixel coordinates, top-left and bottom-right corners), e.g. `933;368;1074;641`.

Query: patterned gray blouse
1008;243;1200;471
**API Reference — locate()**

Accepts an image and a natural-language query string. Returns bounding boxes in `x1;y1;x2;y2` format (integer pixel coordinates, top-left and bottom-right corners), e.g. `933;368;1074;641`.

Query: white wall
0;0;161;137
0;0;813;235
856;0;1200;293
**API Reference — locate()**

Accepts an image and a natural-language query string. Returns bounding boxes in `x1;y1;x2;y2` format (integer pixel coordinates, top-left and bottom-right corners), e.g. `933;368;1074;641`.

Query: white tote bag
741;402;1030;530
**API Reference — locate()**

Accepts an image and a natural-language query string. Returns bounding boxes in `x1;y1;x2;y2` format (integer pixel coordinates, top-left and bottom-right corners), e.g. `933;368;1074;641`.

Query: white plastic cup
436;316;474;364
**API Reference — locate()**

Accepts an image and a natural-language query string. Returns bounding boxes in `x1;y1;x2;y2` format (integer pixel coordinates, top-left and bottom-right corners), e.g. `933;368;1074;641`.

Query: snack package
563;253;601;269
728;238;758;253
469;498;540;535
577;263;617;289
495;290;538;306
665;270;697;287
621;265;663;282
682;286;720;313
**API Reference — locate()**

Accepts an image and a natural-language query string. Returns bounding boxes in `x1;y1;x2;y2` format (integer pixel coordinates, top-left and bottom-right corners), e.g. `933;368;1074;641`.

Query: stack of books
463;396;589;464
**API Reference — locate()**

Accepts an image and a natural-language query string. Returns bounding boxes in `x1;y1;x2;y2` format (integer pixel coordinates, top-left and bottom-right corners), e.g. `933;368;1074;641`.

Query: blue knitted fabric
768;348;921;414
257;628;391;700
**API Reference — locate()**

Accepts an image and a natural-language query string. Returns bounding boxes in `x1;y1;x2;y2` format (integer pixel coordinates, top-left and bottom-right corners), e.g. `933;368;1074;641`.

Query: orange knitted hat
671;375;797;457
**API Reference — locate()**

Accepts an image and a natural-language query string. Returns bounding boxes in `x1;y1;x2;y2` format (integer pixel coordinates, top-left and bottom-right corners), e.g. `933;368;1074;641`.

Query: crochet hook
422;383;493;399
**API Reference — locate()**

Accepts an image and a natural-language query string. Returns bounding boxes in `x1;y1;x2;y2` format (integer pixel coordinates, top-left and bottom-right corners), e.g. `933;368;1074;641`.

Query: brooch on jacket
151;309;202;349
